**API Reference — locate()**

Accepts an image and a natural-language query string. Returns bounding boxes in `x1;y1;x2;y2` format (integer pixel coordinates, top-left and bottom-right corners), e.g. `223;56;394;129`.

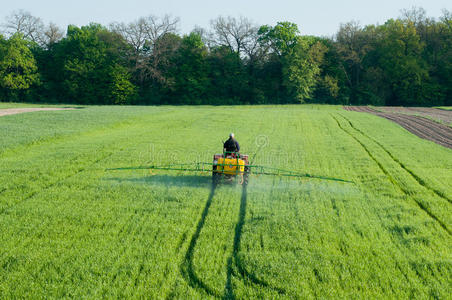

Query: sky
1;0;450;37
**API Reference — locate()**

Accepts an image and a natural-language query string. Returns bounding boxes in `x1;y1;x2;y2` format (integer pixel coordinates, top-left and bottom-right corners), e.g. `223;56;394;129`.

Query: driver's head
229;133;234;138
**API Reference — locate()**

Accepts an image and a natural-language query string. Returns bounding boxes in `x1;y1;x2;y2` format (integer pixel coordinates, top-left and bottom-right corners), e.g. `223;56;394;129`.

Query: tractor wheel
212;172;220;185
212;166;220;185
243;174;249;185
243;167;250;185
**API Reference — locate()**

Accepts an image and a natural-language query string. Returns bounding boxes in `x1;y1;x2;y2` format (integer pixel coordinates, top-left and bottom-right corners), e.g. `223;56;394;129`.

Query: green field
0;105;451;298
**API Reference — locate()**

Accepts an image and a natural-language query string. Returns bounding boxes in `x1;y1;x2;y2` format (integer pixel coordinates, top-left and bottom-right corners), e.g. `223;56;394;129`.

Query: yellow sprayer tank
216;157;245;175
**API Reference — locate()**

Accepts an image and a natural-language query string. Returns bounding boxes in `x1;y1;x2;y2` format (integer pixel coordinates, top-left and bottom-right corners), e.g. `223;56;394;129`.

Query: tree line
0;7;450;106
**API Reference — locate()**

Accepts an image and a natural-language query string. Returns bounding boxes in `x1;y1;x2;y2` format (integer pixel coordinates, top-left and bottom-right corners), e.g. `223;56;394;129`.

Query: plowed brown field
376;106;452;125
343;106;452;149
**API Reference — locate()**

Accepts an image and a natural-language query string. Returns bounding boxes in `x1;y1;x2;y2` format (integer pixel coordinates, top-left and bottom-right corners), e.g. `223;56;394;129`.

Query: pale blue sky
1;0;450;37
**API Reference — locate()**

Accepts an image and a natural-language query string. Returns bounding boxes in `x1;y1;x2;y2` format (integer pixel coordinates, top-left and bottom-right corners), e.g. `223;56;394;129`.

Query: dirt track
343;106;452;149
0;107;74;117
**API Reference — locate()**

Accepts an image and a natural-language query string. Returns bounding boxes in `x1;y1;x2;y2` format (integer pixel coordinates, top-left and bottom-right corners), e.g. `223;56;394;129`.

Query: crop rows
332;113;450;235
0;105;451;298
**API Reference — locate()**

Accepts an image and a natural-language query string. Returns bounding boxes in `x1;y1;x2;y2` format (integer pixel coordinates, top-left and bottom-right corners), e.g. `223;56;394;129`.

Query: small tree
283;37;327;102
108;65;136;104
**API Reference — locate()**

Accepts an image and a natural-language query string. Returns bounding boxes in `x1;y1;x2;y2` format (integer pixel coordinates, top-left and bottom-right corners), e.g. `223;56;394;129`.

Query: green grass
436;106;452;111
0;104;451;298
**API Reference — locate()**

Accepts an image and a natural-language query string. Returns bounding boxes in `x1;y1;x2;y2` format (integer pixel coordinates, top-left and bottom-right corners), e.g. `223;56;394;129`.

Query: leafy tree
165;32;210;104
0;34;39;101
417;10;452;105
334;22;373;104
1;11;451;106
282;37;327;102
373;19;429;105
108;65;136;104
258;24;327;102
47;24;136;104
207;46;247;104
258;22;299;56
311;38;343;104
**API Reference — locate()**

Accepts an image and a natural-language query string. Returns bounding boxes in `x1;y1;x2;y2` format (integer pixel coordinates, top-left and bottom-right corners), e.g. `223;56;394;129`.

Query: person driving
223;133;240;154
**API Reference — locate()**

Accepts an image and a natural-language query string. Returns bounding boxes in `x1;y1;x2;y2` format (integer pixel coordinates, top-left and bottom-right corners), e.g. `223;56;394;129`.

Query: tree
257;23;326;103
137;32;182;104
258;22;299;56
400;6;428;27
0;34;39;101
42;23;64;46
166;32;209;104
283;36;327;102
2;10;64;48
311;38;343;104
374;19;429;105
0;9;450;106
413;9;452;105
334;21;373;103
207;46;248;104
110;15;179;85
108;65;136;104
47;24;136;104
210;16;258;56
2;10;43;43
437;10;452;104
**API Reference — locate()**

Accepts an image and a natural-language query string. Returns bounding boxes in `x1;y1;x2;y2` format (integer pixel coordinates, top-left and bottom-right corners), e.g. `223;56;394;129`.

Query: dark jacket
224;137;240;153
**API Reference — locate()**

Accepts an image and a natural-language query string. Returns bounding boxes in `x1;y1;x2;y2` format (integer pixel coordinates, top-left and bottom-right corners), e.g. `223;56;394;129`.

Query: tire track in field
179;130;286;298
180;183;221;298
224;180;289;298
338;114;452;205
0;150;117;215
331;114;451;236
337;114;452;281
224;129;290;298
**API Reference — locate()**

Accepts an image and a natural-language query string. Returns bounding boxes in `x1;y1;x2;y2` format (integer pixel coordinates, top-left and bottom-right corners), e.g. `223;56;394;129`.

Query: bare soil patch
343;106;452;149
375;106;452;126
0;107;74;117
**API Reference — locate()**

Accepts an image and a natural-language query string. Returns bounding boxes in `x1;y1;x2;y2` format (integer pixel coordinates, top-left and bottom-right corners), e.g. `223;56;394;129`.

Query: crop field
0;104;451;298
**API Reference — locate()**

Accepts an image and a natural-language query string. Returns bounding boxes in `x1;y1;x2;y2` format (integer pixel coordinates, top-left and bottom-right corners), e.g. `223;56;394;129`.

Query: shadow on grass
181;182;222;298
224;182;288;299
105;174;212;188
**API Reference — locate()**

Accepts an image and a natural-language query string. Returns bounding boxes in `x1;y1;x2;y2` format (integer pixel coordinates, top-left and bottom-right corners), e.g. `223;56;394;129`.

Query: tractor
212;151;250;184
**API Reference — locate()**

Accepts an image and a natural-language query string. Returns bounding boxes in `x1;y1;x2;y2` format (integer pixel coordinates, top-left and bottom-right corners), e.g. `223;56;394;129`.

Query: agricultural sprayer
109;149;352;185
